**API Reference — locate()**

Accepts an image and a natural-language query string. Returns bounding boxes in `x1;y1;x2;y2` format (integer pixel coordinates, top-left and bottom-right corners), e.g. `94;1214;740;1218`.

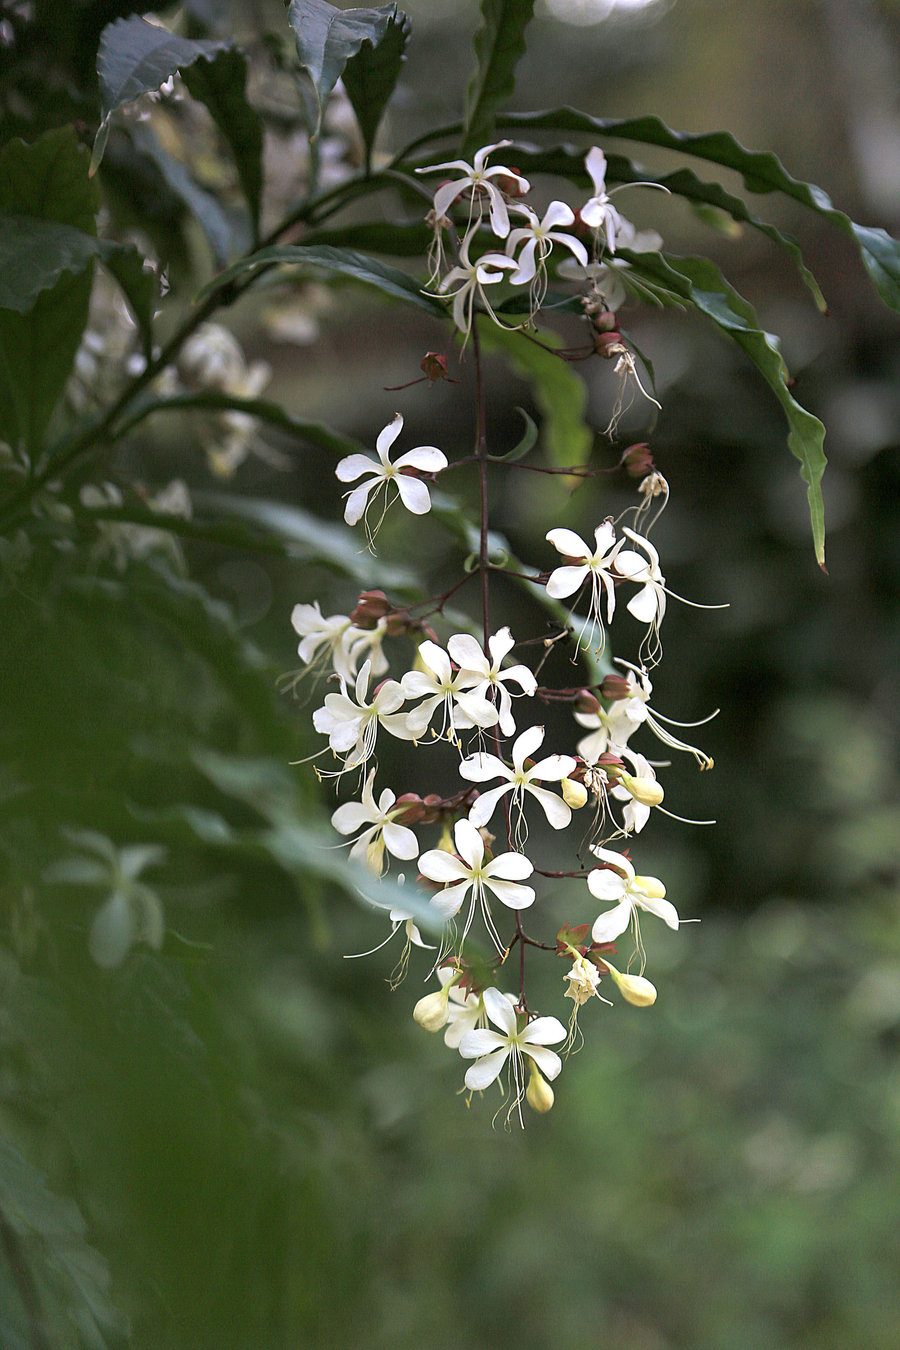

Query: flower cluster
288;142;721;1125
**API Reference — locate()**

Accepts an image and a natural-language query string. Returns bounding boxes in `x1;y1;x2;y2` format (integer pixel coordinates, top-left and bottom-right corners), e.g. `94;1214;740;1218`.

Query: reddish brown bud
349;589;391;628
600;674;633;701
593;331;623;357
420;793;444;824
623;442;656;478
590;310;619;333
575;688;601;716
392;793;426;825
596;751;625;772
420;351;452;383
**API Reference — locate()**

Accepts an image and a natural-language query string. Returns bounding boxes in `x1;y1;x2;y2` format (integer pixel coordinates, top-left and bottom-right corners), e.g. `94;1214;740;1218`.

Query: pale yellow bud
365;834;386;873
561;777;588;810
435;821;455;853
619;773;664;807
525;1066;555;1113
634;874;666;900
413;987;450;1031
606;963;657;1007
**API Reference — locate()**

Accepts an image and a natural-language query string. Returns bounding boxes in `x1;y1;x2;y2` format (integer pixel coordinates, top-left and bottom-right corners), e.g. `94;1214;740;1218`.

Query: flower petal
335;454;378;483
382;821;419;859
513;724;546;766
394;474;432;516
522;1044;562;1081
467;783;511;828
485;850;533;880
459;752;508;783
591;899;633;943
395;446;447;473
464;1048;510;1091
343;482;374;526
546;527;590;560
522;1014;567;1046
485;878;535;909
483;986;519;1035
376;413;403;460
546;565;588;600
526;783;571;830
418;849;469;883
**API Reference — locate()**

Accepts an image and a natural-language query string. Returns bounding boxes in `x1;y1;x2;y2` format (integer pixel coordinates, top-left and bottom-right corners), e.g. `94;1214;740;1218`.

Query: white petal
458;1027;507;1058
487;627;515;663
394;446;447;473
486;879;535;910
459;752;508;783
430;879;473;918
485;850;533;881
467;783;511;828
513;724;545;766
627;585;661;624
331;801;372;833
526;783;571;830
335;454;377;483
382;821;419;859
394;474;432;516
510;238;538;285
546;527;589;560
343;482;374;526
454;691;499;728
590;846;636;882
376;414;403;460
483;986;518;1035
417;849;469;883
585;146;608;194
522;1014;567;1046
546;565;588;600
638;893;680;930
591;899;633;943
464;1049;510;1091
522;1044;562;1081
447;633;488;672
528;753;577;782
587;868;626;902
544;200;575;230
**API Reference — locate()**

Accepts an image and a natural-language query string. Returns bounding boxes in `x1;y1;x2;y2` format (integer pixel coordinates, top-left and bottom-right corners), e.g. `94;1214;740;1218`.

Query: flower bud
607;966;657;1007
619;773;664;807
561;777;588;810
575;688;601;715
634;874;666;900
596;751;625;772
413;987;451;1032
349;590;390;629
420;351;450;383
526;1066;555;1113
593;331;623;357
600;674;632;701
589;308;619;333
392;793;426;825
623;442;655;478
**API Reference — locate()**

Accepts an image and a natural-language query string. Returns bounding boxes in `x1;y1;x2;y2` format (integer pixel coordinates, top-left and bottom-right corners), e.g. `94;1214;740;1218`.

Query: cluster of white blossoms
289;143;720;1126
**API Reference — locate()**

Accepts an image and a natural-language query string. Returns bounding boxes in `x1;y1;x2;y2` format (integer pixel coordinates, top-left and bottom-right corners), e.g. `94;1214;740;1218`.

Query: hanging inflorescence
289;145;723;1126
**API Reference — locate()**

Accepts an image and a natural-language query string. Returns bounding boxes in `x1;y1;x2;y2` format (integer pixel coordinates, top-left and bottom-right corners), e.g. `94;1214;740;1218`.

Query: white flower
331;768;419;872
312;658;410;770
400;640;499;742
290;602;389;683
459;724;576;834
336;414;447;534
415;141;530;238
436;225;519;335
440;965;517;1049
504;201;588;307
587;847;678;943
610;748;662;834
417;817;534;950
447;627;537;736
616;527;667;628
580;147;625;253
458;987;566;1109
545;521;623;650
575;689;647;762
564;953;603;1007
559;220;663;311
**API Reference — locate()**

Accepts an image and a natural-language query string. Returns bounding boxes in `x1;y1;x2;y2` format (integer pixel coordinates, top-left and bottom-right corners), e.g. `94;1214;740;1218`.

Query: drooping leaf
488;406;538;462
625;249;827;567
199;243;443;312
0;129;96;455
181;47;265;235
494;109;900;313
342;5;410;169
0;215;107;313
285;0;398;137
93;13;229;170
490;142;827;311
97;242;157;359
480;319;593;467
462;0;536;156
129;123;248;265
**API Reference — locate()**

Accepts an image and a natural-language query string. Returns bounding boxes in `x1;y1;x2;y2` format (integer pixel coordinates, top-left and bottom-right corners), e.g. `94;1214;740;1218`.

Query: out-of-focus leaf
0;1134;129;1349
128;124;247;265
480;319;593;466
286;0;398;137
0;216;105;313
626;250;827;568
115;389;367;458
488;406;537;462
199;243;443;311
495;109;900;313
0;129;96;455
96;242;157;358
302;220;432;254
181;48;264;235
462;0;536;156
341;5;411;168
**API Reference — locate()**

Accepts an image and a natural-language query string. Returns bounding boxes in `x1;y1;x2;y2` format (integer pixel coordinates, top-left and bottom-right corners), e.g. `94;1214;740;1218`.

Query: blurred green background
2;1;900;1346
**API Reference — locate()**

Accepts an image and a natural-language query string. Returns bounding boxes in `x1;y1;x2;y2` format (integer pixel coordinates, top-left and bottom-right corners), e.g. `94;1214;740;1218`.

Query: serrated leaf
496;109;900;313
95;13;228;119
181;47;264;235
286;0;398;137
462;0;536;156
0;129;97;455
198;243;442;311
626;249;827;567
479;319;593;466
342;5;410;169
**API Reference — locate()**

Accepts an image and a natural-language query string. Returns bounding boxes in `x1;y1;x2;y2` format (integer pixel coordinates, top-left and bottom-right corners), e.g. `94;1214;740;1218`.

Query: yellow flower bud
525;1066;554;1113
561;777;588;810
413;987;450;1031
634;874;666;900
619;773;664;807
606;963;657;1007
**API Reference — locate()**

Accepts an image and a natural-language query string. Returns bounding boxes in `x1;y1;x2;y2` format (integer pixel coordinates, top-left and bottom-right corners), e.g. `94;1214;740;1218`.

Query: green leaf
286;0;398;138
462;0;536;156
0;129;97;456
129;123;248;265
181;48;265;235
0;215;106;313
488;406;537;462
626;249;827;567
496;109;900;313
93;14;229;169
116;389;368;459
302;220;432;255
492;143;827;312
479;320;593;466
198;243;443;312
342;5;411;170
98;242;157;360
